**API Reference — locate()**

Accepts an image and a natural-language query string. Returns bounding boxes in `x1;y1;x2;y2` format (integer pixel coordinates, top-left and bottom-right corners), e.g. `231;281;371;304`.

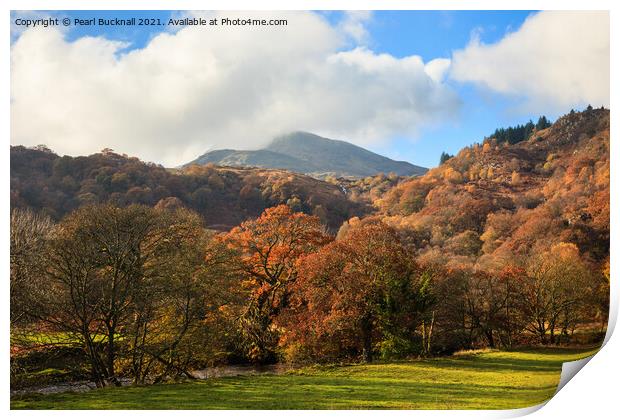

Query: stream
11;364;289;396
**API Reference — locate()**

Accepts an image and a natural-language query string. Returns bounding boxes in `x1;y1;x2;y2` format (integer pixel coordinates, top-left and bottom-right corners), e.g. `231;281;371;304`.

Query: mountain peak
187;132;427;179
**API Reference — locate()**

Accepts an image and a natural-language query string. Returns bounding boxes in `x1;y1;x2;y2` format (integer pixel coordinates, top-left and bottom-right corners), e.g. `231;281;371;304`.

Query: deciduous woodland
10;108;609;390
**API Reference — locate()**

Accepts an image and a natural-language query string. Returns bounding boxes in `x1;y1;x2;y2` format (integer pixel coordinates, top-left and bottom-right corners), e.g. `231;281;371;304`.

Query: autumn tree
443;167;464;184
282;220;429;362
121;209;234;384
29;205;220;386
463;268;525;348
220;205;330;362
592;258;611;332
431;265;526;351
523;243;591;344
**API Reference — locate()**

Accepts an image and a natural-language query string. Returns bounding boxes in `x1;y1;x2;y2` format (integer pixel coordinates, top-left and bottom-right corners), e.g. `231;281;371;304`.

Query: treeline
11;204;608;387
489;116;551;145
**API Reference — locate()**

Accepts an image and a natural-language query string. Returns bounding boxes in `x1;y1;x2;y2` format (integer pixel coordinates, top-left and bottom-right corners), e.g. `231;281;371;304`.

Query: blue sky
352;11;540;164
11;10;608;168
23;10;533;54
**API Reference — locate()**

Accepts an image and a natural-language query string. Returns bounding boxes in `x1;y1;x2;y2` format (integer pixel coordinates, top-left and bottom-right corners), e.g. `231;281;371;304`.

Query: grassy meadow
11;347;598;410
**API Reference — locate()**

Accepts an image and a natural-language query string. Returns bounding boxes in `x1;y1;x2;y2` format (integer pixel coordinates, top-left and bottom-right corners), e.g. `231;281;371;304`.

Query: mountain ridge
186;131;427;179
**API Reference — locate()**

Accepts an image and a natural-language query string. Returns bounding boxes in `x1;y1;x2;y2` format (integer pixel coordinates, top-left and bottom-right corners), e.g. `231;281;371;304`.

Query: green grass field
11;347;598;410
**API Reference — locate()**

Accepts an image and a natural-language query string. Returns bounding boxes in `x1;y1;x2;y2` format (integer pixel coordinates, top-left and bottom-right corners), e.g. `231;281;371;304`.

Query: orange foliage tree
220;205;330;362
281;219;429;362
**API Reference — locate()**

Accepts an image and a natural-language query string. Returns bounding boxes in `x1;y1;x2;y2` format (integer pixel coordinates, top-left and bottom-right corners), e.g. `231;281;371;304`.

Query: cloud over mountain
11;11;460;167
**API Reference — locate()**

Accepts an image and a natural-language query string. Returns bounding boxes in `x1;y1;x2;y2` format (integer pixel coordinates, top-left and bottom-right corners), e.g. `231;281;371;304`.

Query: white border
2;1;618;419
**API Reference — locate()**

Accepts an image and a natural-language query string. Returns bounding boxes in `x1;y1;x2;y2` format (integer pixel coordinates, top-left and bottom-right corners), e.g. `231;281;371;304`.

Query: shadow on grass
422;357;559;373
11;347;597;410
12;375;556;410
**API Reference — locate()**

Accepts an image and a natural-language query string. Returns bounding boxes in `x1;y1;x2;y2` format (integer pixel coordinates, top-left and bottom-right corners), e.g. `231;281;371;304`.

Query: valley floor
11;347;598;410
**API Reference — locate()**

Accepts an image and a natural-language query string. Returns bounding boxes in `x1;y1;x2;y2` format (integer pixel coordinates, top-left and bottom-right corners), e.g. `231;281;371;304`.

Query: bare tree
523;243;590;344
10;208;55;327
31;204;225;386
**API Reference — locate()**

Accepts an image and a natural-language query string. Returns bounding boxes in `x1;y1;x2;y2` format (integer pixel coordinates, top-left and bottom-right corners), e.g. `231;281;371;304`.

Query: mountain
185;132;427;178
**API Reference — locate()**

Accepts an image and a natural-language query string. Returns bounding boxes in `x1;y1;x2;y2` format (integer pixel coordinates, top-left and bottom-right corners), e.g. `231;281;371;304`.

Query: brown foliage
281;220;424;362
219;205;331;362
10;148;367;231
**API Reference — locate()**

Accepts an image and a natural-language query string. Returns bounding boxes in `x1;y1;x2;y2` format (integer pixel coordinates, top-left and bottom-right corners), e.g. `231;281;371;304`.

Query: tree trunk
361;315;373;363
426;311;435;355
83;333;106;387
421;320;427;356
549;319;556;345
485;329;495;348
538;318;547;344
106;324;121;386
505;295;512;349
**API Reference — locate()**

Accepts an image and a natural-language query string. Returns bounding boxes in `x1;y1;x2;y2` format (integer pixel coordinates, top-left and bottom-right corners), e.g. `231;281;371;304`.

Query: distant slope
10;148;370;231
189;148;321;174
186;131;427;178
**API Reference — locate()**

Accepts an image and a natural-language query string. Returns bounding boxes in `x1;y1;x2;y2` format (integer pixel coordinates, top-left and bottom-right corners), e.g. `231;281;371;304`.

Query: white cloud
337;11;372;44
10;11;460;167
450;11;609;112
424;58;451;83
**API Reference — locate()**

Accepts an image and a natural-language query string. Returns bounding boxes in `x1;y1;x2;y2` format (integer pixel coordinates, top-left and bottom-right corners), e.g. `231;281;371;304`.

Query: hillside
10;108;609;261
373;107;609;266
186;131;427;178
10;148;369;231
